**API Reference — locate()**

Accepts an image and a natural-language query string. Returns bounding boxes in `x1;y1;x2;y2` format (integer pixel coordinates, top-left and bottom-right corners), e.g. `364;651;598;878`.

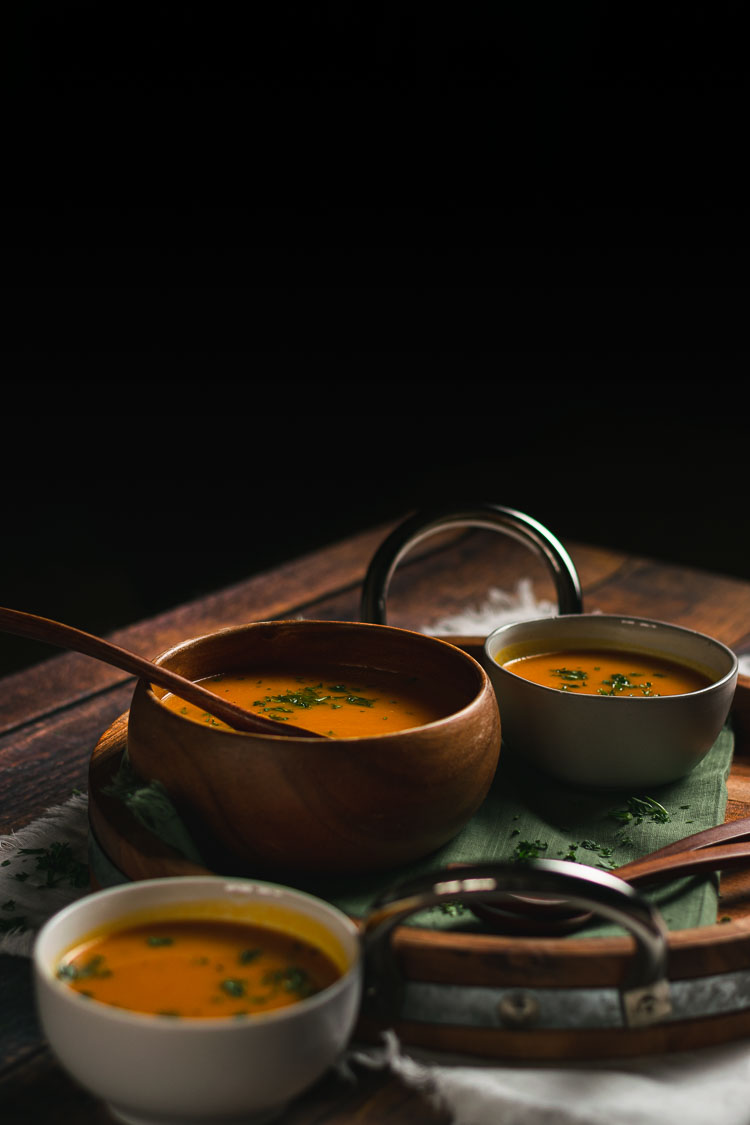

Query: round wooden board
88;701;750;1062
88;712;211;883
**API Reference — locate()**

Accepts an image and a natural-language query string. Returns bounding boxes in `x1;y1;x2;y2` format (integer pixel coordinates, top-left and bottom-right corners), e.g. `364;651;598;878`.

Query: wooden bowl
125;619;501;877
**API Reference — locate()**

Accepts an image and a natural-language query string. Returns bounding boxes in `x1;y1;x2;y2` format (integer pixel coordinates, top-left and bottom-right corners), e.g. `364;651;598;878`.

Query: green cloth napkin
109;725;733;938
301;725;734;936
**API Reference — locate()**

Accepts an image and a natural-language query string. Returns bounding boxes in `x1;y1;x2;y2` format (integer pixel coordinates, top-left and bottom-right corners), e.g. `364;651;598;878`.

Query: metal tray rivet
622;980;672;1028
497;990;541;1027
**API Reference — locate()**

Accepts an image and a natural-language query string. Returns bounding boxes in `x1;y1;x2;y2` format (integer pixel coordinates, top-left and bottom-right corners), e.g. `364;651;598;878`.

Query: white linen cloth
4;582;750;1124
345;1030;750;1125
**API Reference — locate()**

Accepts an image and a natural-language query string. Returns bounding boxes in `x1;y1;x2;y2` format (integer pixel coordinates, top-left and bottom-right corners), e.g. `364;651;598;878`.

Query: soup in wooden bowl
126;619;501;876
34;876;361;1125
484;614;738;788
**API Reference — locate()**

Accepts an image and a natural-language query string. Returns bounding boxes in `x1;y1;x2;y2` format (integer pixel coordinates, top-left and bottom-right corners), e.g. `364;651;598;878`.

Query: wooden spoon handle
616;840;750;886
0;606;321;739
623;815;750;862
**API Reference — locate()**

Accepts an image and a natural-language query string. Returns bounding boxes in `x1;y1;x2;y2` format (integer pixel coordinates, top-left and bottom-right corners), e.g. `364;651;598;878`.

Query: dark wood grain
0;606;328;739
0;524;394;737
0;1044;451;1125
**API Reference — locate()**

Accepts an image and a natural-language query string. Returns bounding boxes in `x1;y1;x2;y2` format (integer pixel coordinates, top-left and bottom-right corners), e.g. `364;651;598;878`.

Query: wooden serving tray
87;634;750;1063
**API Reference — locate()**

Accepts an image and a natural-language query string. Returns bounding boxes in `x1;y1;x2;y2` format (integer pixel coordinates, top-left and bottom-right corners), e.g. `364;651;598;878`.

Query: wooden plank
0;685;133;833
4;523;748;739
0;1044;449;1125
0;524;394;735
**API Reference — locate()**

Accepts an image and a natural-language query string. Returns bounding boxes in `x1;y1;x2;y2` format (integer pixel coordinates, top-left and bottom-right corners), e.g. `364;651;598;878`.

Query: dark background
0;393;746;678
2;6;748;674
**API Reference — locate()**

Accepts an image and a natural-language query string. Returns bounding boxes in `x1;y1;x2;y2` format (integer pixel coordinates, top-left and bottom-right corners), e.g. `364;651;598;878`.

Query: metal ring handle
360;860;671;1031
360;502;583;626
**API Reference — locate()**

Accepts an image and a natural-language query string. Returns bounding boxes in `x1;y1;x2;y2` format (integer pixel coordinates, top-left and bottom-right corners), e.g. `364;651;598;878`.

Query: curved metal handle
360;860;671;1030
360;502;583;626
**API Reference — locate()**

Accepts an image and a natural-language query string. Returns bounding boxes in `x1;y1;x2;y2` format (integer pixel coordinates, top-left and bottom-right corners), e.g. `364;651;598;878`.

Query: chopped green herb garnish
598;672;657;696
550;668;588;682
438;902;467;917
253;683;377;713
262;966;316;997
220;978;248;998
18;841;88;888
57;955;112;982
513;839;549;862
238;948;262;964
609;795;671;825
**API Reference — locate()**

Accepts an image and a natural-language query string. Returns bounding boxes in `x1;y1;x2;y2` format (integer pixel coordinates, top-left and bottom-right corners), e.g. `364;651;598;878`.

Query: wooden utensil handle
617;840;750;885
0;606;321;738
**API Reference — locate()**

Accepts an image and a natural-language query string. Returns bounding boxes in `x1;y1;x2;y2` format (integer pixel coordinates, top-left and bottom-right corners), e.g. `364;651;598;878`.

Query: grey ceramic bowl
484;614;739;789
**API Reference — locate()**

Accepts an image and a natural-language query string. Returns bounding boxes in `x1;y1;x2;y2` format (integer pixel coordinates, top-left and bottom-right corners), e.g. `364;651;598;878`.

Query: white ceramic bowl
484;614;739;789
33;876;362;1125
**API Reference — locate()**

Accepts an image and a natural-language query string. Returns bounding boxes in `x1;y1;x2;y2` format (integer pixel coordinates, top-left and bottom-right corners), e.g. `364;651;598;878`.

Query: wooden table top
2;517;750;1123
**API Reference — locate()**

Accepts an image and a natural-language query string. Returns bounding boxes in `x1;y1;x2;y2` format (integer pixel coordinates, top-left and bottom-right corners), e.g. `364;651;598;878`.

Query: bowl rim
33;875;362;1031
484;613;739;699
140;617;493;741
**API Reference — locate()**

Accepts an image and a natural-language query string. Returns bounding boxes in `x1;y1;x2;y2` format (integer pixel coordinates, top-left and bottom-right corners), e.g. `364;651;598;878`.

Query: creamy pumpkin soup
160;669;445;736
56;917;341;1018
501;649;713;697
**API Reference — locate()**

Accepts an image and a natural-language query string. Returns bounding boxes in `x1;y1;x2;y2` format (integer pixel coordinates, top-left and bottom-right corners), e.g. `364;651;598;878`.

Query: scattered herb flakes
598;672;657;697
609;796;671;826
549;668;588;688
262;966;316;998
439;902;466;917
512;839;549;862
146;935;174;947
57;955;112;982
18;841;88;888
220;978;248;999
238;948;262;964
253;684;377;717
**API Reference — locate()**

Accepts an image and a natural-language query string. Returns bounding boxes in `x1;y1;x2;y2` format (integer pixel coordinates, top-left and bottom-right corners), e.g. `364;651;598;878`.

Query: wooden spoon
459;814;750;934
0;606;324;739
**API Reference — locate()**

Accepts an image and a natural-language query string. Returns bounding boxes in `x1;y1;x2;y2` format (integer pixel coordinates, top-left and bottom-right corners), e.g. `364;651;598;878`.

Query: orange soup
160;669;444;736
56;917;341;1018
501;648;713;697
